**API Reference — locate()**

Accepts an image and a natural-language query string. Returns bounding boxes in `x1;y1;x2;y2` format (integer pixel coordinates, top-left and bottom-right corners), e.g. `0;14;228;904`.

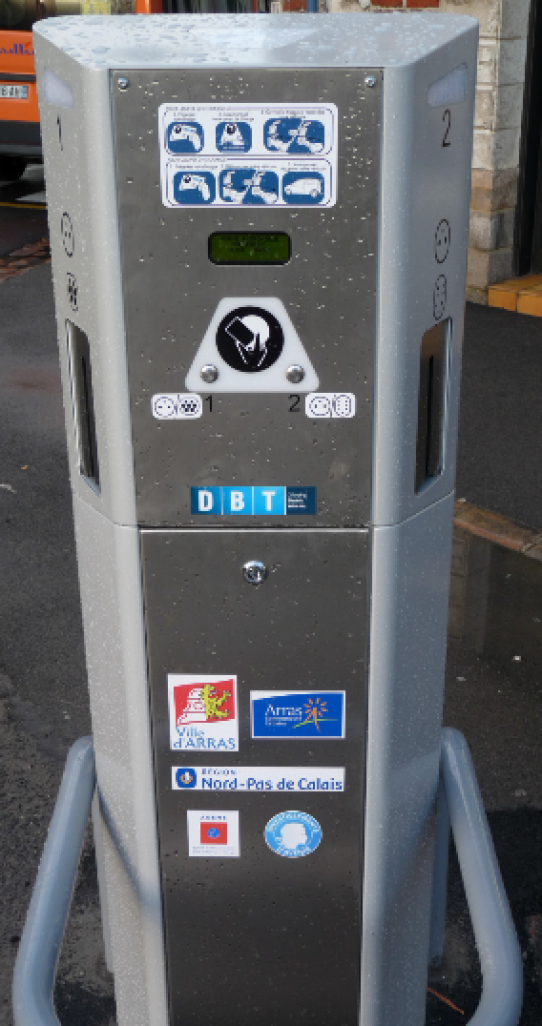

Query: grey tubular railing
430;728;523;1026
13;730;522;1026
12;736;96;1026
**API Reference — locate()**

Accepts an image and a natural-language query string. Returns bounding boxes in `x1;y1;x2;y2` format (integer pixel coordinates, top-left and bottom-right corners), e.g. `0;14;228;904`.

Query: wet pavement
0;251;541;1024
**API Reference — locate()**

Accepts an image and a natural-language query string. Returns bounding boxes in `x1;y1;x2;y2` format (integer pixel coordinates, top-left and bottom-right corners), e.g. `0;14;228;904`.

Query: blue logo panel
286;487;316;515
176;768;198;788
253;487;286;516
191;487;316;516
191;487;222;515
252;691;345;739
223;487;254;515
167;122;204;153
216;121;252;152
265;811;322;858
173;171;215;205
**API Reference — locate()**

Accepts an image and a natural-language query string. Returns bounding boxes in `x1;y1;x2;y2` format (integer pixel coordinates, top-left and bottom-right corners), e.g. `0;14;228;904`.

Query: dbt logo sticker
265;811;322;858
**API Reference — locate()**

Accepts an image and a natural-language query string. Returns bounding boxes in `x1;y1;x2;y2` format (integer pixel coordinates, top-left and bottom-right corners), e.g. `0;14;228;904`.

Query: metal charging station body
34;15;477;1026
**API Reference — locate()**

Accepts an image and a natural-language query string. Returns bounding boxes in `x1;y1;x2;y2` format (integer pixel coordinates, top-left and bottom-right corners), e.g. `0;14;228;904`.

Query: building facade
284;0;534;303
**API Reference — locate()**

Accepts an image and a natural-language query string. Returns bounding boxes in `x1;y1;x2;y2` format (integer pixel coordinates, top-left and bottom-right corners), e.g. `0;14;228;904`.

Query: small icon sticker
61;212;74;257
434;274;447;321
216;306;284;373
251;691;346;739
168;675;239;751
264;118;325;155
435;219;451;264
283;172;325;204
220;169;279;206
152;394;202;420
187;810;240;857
305;393;356;419
167;122;204;153
176;768;198;788
67;272;78;311
173;171;215;205
265;811;322;858
216;121;252;152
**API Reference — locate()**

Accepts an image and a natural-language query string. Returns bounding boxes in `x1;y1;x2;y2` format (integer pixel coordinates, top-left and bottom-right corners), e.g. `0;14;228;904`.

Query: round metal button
286;365;305;384
242;561;268;586
200;364;219;383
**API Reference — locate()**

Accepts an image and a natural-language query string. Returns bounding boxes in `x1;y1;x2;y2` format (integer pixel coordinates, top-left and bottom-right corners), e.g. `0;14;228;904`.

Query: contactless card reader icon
219;309;284;372
185;298;319;393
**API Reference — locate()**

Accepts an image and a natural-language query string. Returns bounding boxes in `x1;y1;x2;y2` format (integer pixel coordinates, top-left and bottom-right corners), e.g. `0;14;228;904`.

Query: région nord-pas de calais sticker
173;766;345;793
251;691;345;739
168;675;238;751
187;810;240;858
265;811;322;858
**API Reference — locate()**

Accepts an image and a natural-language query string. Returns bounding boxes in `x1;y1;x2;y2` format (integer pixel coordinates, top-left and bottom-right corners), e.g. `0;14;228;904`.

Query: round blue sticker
264;811;322;858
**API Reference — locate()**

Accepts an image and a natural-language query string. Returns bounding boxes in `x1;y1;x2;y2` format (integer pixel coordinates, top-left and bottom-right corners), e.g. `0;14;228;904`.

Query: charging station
32;14;479;1026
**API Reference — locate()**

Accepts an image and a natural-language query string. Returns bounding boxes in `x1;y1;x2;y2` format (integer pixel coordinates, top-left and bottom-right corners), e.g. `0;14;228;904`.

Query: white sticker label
173;766;345;793
187;810;240;857
305;393;356;419
168;675;239;752
159;103;338;209
152;394;202;420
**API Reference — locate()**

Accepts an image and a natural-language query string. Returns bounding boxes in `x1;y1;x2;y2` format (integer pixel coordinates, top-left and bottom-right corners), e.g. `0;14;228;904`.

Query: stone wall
310;0;533;301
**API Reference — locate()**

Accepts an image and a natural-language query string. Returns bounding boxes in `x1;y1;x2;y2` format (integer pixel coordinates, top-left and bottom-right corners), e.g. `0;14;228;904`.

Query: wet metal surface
0;265;541;1026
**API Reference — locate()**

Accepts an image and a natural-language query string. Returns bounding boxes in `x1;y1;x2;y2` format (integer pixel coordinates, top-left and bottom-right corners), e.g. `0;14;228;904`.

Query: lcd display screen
209;233;291;265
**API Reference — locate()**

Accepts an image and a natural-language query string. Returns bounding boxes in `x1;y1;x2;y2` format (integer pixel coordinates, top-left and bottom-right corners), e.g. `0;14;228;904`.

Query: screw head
242;561;268;586
286;364;305;384
365;75;377;88
200;364;219;383
118;77;130;91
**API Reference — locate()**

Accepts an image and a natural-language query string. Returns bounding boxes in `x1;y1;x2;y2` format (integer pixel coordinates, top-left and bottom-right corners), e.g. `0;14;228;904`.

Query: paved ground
0;241;541;1025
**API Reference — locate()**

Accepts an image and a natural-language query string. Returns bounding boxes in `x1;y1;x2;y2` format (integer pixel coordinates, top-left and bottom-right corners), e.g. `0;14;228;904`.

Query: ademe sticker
187;810;240;857
173;766;345;793
251;691;345;739
265;811;322;858
168;675;238;751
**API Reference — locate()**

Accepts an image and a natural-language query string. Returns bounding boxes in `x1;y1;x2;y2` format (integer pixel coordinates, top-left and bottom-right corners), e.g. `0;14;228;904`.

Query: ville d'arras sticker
251;691;345;739
173;766;345;792
168;675;238;751
187;810;240;857
265;811;322;858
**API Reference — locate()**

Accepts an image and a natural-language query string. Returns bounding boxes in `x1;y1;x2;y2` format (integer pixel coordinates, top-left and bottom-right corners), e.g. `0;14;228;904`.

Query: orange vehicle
0;0;162;181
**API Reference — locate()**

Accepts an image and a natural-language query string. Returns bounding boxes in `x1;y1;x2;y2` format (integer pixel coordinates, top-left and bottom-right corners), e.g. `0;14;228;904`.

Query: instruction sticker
187;810;240;857
159;103;338;209
168;675;239;752
251;691;345;739
173;766;345;793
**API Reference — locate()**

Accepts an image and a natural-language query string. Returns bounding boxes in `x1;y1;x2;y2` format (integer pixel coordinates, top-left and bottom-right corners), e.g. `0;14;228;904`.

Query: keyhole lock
242;561;268;585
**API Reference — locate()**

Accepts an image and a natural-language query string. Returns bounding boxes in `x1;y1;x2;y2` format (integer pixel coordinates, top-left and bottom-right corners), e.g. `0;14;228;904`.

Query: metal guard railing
13;729;523;1026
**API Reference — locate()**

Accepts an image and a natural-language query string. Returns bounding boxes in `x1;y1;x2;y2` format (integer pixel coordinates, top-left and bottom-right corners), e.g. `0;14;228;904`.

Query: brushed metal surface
113;69;380;527
141;528;369;1026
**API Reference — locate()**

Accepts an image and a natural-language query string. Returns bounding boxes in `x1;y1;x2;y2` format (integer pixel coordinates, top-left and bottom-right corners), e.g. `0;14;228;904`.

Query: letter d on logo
199;489;213;512
191;486;222;515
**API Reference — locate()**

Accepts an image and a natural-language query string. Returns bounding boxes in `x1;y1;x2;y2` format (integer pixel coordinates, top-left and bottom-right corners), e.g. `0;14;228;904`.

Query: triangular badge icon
185;297;319;393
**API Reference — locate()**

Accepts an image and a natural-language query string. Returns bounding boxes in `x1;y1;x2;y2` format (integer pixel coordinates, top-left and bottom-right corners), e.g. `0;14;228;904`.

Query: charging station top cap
34;12;478;71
